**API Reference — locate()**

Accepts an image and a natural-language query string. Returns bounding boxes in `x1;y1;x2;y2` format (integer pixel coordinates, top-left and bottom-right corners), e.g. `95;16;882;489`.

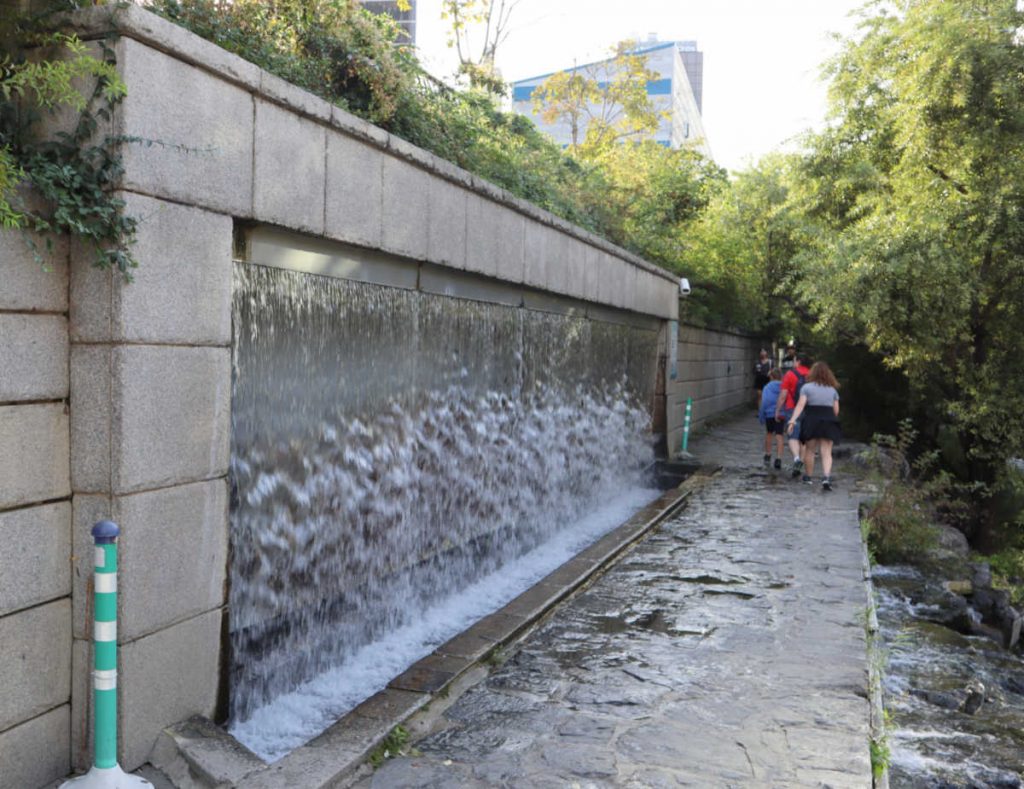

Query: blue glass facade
509;40;709;156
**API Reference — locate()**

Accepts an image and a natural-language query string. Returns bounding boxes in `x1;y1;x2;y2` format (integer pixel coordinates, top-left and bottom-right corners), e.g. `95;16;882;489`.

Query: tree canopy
682;0;1024;532
797;0;1024;486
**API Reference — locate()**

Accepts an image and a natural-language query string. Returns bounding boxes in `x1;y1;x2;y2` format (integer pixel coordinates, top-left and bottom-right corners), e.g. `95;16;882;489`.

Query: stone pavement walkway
362;415;872;788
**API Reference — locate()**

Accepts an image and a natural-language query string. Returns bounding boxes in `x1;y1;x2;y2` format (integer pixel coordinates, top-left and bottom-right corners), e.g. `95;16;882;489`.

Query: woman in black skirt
786;361;841;490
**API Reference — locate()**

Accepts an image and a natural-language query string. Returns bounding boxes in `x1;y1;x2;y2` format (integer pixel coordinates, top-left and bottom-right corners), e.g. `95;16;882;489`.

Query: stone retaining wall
666;324;763;452
0;236;73;789
0;5;693;785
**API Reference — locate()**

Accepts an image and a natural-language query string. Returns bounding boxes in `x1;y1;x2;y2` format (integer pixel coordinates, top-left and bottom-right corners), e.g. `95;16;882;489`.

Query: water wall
229;263;660;722
0;8;683;778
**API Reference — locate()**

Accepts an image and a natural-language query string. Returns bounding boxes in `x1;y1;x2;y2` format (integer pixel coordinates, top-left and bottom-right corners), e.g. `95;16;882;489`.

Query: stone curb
863;546;890;789
149;470;719;788
61;4;679;290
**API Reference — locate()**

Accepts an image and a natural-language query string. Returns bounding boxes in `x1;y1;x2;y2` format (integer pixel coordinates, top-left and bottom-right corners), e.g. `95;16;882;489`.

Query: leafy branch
2;9;139;277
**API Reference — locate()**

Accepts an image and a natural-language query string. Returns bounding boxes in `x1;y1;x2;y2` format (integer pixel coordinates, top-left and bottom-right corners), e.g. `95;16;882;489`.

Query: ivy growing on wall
1;3;139;277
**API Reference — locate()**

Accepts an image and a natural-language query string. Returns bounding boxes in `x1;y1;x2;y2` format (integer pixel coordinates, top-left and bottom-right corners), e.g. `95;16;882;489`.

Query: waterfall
229;263;659;724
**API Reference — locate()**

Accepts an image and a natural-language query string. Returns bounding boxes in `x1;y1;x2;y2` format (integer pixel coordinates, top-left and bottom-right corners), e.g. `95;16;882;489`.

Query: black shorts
765;419;786;436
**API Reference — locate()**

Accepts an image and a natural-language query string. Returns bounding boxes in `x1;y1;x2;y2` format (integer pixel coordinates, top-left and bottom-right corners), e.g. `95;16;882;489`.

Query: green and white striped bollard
61;521;151;789
680;396;693;455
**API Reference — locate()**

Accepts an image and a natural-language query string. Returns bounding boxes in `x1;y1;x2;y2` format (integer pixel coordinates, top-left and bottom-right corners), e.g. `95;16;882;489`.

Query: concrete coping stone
151;473;716;788
63;4;679;288
152;716;263;788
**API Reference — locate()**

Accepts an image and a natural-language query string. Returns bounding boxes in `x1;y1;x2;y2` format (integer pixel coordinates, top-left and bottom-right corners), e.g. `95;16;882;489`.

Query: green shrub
984;548;1024;607
2;6;140;274
148;0;615;233
146;0;726;277
861;420;951;564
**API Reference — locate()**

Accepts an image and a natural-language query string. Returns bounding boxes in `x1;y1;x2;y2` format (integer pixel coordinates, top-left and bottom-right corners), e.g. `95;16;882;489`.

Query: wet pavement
361;415;873;787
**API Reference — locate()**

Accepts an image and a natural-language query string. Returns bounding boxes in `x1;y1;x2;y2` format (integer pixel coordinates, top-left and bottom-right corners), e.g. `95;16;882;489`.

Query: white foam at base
230;486;661;762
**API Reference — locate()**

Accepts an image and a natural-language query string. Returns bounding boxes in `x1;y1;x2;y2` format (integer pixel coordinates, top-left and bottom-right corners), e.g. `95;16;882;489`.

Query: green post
92;521;118;769
681;396;693;453
60;522;150;788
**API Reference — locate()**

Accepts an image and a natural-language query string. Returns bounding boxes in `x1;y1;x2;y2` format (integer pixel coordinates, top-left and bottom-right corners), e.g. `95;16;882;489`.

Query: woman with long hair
786;362;841;490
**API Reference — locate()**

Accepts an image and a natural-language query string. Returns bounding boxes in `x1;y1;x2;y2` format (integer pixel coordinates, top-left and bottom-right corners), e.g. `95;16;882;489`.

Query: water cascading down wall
0;6;689;782
229;230;665;721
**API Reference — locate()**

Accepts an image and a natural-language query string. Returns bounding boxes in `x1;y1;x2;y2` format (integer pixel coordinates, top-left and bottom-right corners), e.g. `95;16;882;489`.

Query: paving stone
347;688;429;724
494;581;566;622
435;631;497;662
370;756;482;788
389;652;469;694
555;715;616;745
352;416;872;788
469;610;529;643
541;742;617;778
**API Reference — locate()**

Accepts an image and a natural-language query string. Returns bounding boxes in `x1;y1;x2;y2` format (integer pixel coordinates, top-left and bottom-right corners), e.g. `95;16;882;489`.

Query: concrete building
510;38;710;158
359;0;416;43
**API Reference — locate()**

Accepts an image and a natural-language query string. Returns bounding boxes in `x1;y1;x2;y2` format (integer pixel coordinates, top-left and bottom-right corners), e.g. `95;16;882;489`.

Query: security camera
679;277;691;296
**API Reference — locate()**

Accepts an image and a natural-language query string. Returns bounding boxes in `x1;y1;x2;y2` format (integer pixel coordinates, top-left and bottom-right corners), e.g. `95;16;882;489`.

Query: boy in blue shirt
759;369;784;469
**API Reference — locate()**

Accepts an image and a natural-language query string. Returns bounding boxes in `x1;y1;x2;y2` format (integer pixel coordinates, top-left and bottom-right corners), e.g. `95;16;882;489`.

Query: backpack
792;368;807;404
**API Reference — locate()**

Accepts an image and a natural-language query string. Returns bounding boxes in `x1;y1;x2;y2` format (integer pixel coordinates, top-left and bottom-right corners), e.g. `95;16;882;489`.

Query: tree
676;154;802;330
441;0;520;92
792;0;1024;527
597;140;725;267
531;41;666;154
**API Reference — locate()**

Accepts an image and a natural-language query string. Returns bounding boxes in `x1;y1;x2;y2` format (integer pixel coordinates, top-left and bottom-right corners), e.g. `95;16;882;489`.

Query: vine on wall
1;3;139;277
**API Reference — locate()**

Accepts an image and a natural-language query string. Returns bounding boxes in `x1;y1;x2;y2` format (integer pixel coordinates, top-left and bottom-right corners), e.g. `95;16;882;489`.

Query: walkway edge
863;546;891;789
149;470;720;788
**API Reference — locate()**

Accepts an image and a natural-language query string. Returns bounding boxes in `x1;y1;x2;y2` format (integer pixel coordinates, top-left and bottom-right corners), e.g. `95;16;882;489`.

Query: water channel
227;263;663;758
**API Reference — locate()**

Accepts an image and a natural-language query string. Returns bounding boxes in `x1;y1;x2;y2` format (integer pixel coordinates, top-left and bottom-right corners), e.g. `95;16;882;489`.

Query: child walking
758;369;785;469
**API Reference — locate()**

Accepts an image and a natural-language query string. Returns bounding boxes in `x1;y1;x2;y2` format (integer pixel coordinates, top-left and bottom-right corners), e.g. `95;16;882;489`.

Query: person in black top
780;343;797;373
753;349;773;407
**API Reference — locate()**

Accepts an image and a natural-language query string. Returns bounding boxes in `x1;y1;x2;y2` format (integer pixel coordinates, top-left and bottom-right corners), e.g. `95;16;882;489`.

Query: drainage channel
151;468;716;788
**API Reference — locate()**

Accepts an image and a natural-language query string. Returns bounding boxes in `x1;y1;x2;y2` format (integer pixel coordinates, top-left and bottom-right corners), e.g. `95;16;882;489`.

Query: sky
414;0;866;173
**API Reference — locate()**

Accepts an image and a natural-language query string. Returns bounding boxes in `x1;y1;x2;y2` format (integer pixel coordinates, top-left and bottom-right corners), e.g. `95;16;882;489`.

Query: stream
874;562;1024;788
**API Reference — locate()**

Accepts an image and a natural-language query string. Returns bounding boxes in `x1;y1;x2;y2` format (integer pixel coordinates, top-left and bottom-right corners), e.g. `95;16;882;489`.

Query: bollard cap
91;520;120;544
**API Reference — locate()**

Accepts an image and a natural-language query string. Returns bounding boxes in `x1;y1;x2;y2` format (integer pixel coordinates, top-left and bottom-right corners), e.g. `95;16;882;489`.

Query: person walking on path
753;349;773;408
758;369;784;469
780;343;798;372
775;353;812;477
787;361;841;490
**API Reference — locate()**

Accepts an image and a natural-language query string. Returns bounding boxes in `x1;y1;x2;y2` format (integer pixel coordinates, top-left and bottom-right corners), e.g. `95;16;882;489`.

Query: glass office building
511;38;710;158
